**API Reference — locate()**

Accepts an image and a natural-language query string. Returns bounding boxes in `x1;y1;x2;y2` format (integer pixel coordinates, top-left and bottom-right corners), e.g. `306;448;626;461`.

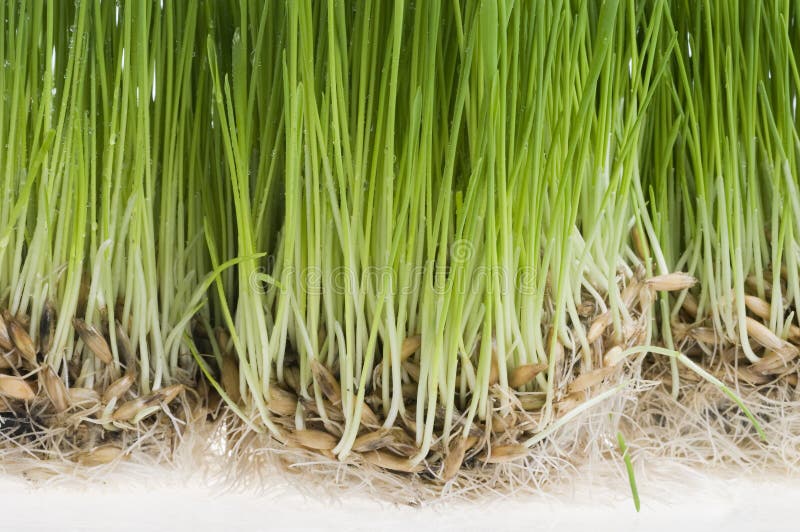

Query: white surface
0;471;795;531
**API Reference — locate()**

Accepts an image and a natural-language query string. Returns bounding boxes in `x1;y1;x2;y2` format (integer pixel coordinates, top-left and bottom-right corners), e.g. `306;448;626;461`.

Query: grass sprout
0;0;798;503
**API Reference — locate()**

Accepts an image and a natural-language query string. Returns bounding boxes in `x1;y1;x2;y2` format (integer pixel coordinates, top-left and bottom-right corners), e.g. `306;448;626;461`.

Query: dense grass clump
1;0;799;499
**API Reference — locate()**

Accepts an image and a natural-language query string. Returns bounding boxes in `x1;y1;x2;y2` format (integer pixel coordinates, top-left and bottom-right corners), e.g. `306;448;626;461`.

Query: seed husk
221;355;241;404
362;450;424;473
789;325;800;343
69;387;100;405
0;313;13;351
73;318;113;364
682;293;699;317
559;391;590;413
639;287;655;318
112;384;183;421
310;359;341;405
79;445;123;466
359;402;381;428
690;327;718;345
752;349;800;375
8;317;37;366
491;412;517;433
268;386;298;416
646;272;698;292
102;373;135;403
568;366;615;394
302;397;345;423
480;444;528;464
114;321;136;373
736;366;772;385
371;363;384;393
442;436;467;481
215;327;230;354
0;352;21;370
40;366;69;412
621;278;642;307
155;384;184;404
603;345;625;367
39;302;56;355
588;313;611;343
488;351;499;386
353;429;392;452
401;382;417;397
744;295;771;321
631;225;649;260
283;366;302;394
464;434;481;450
385;427;419;456
671;322;692;342
402;361;420;382
518;392;546;410
745;317;797;356
0;375;35;400
293;429;339;450
112;397;148;421
401;410;417;433
509;363;547;388
746;276;771;297
400;335;422;362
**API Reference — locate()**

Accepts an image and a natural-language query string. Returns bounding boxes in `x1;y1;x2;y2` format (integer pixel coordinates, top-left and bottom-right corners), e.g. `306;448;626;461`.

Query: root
2;269;800;502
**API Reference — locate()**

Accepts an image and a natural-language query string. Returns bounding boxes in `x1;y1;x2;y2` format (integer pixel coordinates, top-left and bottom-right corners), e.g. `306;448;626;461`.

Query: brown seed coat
268;386;298;416
8;318;37;366
41;366;69;412
221;356;241;403
568;366;615;394
353;429;393;452
102;374;136;403
400;336;422;362
0;313;13;351
39;303;56;355
442;436;467;481
509;363;547;388
480;444;528;464
745;317;797;356
115;321;136;374
646;272;698;292
310;359;341;405
744;295;771;321
69;387;100;404
362;450;423;473
0;375;35;400
73;318;113;364
79;445;123;466
602;345;625;367
293;429;339;450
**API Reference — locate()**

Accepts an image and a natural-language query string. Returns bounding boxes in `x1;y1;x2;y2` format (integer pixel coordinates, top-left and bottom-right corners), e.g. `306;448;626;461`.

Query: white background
0;466;795;531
